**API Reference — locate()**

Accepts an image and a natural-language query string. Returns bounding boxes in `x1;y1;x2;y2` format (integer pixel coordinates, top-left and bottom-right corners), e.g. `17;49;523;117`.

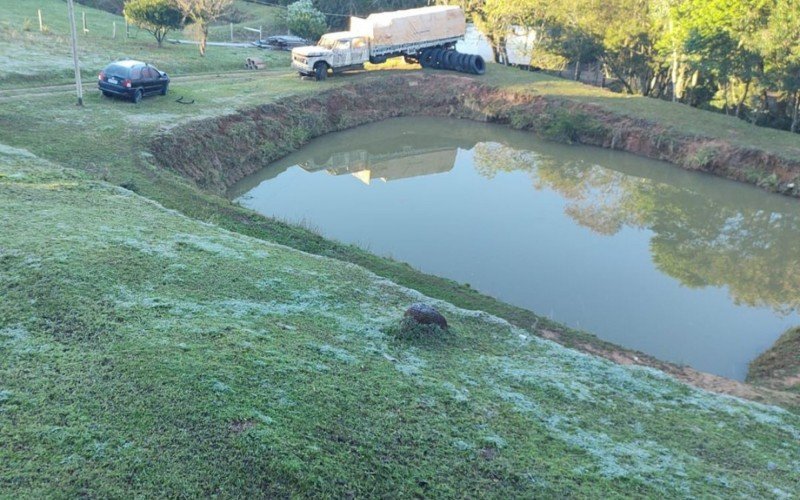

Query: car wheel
132;89;143;104
160;83;168;96
102;90;112;98
314;62;327;81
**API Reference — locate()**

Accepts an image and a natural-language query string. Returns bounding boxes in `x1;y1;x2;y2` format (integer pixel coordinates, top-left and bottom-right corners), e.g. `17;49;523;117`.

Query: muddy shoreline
151;73;800;197
150;73;800;407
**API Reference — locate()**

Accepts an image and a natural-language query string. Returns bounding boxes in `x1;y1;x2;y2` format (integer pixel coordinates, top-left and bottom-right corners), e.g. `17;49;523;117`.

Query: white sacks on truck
349;6;466;50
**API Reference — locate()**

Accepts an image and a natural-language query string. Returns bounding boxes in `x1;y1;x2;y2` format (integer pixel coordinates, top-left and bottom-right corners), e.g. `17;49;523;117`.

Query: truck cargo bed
351;6;465;49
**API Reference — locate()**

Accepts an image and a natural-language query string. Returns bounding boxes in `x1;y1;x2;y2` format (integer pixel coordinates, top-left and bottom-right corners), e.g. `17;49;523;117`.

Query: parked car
252;35;309;51
98;60;170;103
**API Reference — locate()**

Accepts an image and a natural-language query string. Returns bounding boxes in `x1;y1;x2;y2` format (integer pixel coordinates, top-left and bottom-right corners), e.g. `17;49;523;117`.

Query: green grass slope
2;148;799;497
0;0;286;87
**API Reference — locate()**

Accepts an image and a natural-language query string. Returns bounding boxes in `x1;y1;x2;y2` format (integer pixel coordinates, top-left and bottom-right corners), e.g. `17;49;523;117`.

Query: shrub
286;0;326;42
389;317;450;342
124;0;187;47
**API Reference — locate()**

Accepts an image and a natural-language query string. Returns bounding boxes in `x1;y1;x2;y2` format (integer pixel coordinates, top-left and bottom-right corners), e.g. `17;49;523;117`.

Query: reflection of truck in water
291;6;485;81
300;147;457;185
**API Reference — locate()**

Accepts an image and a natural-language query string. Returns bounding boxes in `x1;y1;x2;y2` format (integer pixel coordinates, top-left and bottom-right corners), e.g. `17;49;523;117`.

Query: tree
123;0;186;47
174;0;233;56
286;0;326;42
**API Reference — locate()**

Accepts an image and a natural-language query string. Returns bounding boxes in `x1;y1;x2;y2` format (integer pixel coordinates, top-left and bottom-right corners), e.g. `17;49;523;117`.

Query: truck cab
292;32;370;80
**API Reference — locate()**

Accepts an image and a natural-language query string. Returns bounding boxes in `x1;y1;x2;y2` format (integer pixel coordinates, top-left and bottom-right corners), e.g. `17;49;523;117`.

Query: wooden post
125;19;129;38
82;11;88;34
230;22;233;42
112;21;116;39
38;9;43;31
66;0;83;106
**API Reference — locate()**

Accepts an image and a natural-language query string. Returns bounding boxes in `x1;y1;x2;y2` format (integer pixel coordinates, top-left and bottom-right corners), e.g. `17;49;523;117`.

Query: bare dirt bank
149;72;800;408
748;327;800;392
151;73;800;197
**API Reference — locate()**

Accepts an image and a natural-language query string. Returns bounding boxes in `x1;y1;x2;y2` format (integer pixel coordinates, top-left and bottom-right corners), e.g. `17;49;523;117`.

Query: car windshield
318;36;338;49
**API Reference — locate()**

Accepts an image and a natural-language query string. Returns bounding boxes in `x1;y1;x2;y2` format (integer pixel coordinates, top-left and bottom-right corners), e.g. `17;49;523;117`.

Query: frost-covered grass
0;0;288;86
1;151;799;497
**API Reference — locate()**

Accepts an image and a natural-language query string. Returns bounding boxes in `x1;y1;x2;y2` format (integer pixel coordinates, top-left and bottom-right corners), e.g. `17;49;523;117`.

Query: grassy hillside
0;0;287;86
2;147;799;496
2;0;800;493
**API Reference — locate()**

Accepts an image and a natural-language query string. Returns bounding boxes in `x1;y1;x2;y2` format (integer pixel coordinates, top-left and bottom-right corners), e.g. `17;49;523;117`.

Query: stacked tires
417;48;485;75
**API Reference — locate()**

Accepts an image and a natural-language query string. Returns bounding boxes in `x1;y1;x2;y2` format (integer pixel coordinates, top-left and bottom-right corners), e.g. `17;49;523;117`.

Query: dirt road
0;70;266;102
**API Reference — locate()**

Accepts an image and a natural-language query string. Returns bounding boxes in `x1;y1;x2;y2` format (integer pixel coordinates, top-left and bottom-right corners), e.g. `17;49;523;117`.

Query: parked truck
291;5;485;81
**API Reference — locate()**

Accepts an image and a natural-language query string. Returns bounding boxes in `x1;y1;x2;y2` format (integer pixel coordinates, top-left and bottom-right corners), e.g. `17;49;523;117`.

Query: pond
229;117;800;380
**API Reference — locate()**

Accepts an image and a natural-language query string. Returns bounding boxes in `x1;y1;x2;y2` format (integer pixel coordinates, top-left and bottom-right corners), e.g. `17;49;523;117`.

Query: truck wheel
428;49;441;69
420;49;434;68
469;55;486;75
433;49;446;69
314;63;328;81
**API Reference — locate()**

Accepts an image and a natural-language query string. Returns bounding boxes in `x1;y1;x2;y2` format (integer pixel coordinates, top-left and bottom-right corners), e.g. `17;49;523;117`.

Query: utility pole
66;0;83;106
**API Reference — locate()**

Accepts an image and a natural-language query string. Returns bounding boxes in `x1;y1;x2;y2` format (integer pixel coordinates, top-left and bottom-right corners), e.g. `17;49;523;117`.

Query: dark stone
404;303;448;330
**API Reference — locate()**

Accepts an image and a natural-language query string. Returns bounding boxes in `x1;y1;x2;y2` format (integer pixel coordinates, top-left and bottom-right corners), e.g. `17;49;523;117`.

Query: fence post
230;22;233;42
38;9;43;31
125;18;129;38
82;11;88;34
112;21;116;39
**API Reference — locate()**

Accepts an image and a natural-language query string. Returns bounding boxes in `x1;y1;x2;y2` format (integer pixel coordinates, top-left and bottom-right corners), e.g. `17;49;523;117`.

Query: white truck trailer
291;6;486;80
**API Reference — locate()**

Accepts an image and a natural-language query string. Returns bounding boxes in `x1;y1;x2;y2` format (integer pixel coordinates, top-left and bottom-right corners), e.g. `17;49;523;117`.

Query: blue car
98;60;170;103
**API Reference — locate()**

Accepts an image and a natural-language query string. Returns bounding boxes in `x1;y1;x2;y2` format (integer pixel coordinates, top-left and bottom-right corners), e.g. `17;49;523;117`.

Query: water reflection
300;146;456;184
471;142;800;315
230;117;800;378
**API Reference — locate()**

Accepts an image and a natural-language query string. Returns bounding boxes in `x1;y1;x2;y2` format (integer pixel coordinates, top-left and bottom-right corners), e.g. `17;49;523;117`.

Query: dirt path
0;70;264;102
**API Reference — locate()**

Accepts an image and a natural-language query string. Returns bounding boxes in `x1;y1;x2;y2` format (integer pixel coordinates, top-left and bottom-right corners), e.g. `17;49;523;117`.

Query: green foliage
508;107;608;144
686;144;716;168
390;317;450;341
445;0;800;132
173;0;234;56
124;0;186;47
285;0;326;42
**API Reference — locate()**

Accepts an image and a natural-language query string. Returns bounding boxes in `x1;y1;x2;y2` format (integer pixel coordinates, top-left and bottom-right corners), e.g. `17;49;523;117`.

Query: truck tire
469;55;486;75
419;49;433;68
456;54;469;73
442;50;455;70
433;49;446;69
314;62;328;81
428;48;440;68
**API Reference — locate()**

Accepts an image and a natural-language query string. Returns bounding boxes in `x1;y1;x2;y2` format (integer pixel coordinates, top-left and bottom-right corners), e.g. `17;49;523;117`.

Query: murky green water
230;117;800;380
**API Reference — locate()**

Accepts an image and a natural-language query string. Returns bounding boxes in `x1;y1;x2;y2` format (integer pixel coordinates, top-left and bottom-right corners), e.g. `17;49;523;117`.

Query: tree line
445;0;800;132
